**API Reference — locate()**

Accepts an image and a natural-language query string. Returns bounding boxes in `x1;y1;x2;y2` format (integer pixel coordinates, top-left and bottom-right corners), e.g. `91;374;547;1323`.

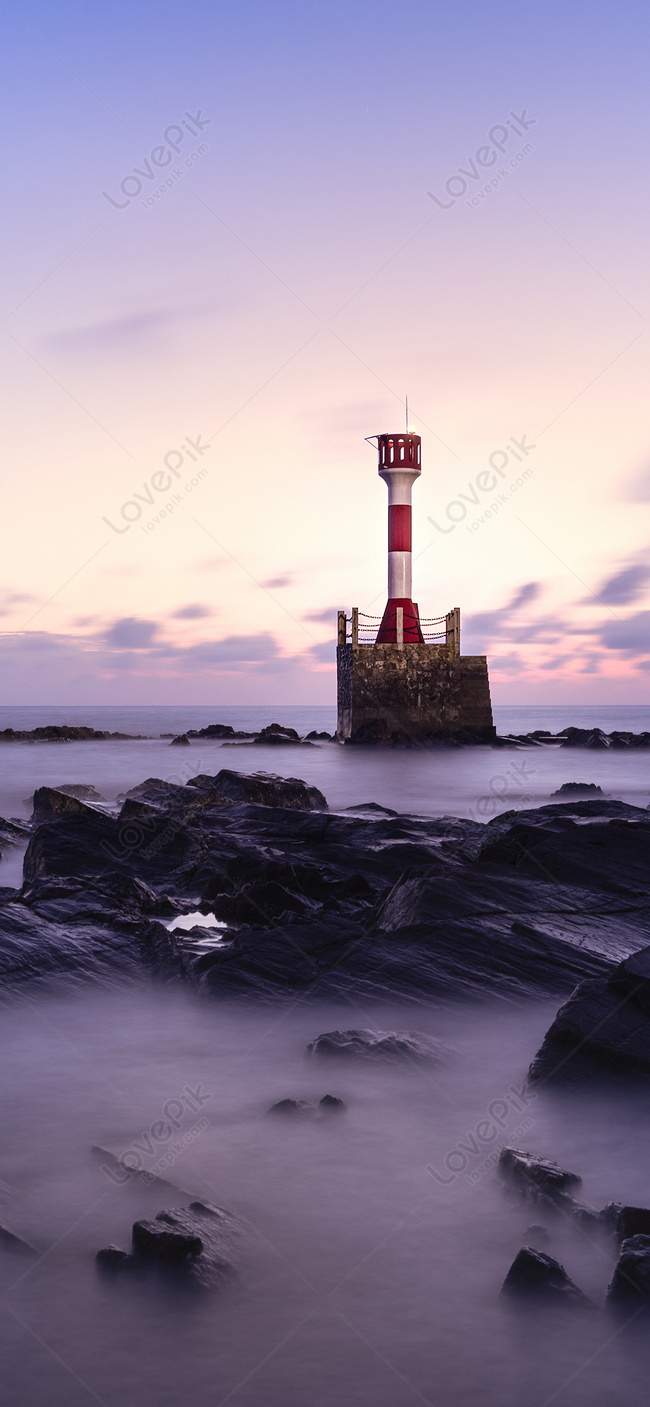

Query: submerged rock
0;1224;39;1257
319;1095;346;1111
501;1247;593;1306
267;1098;314;1117
305;1028;448;1064
169;734;191;747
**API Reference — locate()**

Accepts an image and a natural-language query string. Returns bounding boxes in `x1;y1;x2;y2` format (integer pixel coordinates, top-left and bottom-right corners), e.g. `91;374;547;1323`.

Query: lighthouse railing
338;610;459;652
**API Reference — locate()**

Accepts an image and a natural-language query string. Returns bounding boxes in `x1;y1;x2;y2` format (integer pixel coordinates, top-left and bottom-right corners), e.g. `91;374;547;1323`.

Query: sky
1;0;648;706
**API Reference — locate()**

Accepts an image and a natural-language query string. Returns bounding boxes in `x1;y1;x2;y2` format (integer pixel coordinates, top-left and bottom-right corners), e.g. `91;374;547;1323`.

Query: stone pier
336;608;494;744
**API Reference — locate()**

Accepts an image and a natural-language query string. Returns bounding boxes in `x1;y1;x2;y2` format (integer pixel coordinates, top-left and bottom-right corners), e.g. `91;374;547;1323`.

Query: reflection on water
163;911;229;932
1;985;650;1406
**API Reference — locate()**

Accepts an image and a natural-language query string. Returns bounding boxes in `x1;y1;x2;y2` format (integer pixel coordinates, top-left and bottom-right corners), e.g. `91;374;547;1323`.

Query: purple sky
1;0;648;704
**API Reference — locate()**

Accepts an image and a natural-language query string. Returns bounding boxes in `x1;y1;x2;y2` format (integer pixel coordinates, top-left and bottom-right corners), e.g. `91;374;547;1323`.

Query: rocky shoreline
1;765;649;1079
2;764;650;1318
2;720;650;748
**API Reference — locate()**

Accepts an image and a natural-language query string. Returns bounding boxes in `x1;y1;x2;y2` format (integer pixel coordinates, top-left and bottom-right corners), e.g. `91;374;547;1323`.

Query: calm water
0;707;649;836
1;989;650;1407
1;706;650;1405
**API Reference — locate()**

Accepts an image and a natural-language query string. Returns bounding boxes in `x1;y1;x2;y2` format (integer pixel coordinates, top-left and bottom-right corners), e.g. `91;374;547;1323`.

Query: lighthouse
375;430;424;644
335;423;495;744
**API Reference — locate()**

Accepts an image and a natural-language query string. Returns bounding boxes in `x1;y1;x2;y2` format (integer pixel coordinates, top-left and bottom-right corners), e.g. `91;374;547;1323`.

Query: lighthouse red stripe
388;504;411;552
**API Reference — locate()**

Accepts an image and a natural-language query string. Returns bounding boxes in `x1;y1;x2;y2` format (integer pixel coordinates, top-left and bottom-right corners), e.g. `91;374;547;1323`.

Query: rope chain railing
340;609;458;647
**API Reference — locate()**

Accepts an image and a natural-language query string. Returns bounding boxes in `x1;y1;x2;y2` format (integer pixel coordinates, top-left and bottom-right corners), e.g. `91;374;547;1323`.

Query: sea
1;703;650;1407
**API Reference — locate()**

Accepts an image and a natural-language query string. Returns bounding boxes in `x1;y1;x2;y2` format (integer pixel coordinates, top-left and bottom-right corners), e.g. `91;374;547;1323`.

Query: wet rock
0;725;147;742
305;731;332;741
208;769;326;809
54;783;106;802
170;734;191;747
343;802;398;816
608;948;650;1015
571;1202;622;1233
607;1235;650;1309
186;724;254;739
258;723;300;741
498;1148;582;1207
616;1207;650;1244
551;783;604;797
0;817;29;854
306;1028;449;1064
100;1204;236;1289
559;728;610;749
478;801;650;896
529;948;650;1086
267;1099;314;1116
319;1095;346;1111
7;775;650;1007
32;787;107;821
132;1219;202;1262
501;1247;593;1305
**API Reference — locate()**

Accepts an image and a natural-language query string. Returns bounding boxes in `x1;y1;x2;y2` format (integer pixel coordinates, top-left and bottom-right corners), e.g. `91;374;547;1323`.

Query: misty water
1;705;650;1405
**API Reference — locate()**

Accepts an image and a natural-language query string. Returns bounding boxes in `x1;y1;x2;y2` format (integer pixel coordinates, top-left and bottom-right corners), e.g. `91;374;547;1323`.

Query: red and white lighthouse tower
375;430;425;643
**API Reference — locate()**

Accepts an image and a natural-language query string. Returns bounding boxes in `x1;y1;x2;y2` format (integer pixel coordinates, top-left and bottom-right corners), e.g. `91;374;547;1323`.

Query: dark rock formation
501;1247;593;1306
199;769;325;809
0;725;147;741
186;724;254;739
319;1094;346;1111
479;800;650;897
529;946;650;1086
305;731;333;741
2;786;649;1005
305;1028;449;1064
267;1099;314;1116
551;782;604;797
498;1147;582;1206
0;817;30;857
607;1235;650;1310
54;783;106;802
256;723;301;743
616;1207;650;1244
170;734;191;746
497;1148;621;1230
97;1203;236;1289
497;728;650;749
